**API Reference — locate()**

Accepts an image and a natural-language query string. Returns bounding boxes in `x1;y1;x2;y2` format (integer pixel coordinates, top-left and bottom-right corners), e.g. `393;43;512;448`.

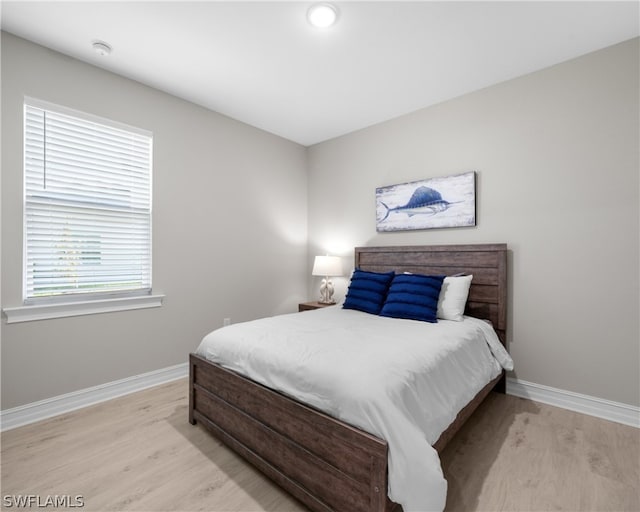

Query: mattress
195;306;513;512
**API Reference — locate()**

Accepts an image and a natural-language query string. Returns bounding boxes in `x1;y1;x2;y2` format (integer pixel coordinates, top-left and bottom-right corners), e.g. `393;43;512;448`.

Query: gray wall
3;32;638;411
307;38;639;407
1;33;308;409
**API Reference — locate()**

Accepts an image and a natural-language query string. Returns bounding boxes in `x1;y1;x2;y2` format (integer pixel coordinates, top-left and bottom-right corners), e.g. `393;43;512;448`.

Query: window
23;98;153;302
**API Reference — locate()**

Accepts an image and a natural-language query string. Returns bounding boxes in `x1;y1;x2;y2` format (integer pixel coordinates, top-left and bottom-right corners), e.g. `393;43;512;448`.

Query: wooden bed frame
189;244;507;512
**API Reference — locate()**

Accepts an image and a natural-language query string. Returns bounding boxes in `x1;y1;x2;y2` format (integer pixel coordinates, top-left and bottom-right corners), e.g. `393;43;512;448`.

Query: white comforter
195;307;513;512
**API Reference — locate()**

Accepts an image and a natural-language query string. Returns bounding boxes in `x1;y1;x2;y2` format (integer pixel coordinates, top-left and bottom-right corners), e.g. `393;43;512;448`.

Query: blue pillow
380;273;445;323
343;269;395;315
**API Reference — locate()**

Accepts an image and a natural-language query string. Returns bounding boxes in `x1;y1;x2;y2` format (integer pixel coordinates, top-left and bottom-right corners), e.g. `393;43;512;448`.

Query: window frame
3;98;164;323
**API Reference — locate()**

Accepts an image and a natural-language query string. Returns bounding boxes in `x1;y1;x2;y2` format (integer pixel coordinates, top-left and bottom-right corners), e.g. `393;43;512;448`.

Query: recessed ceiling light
92;41;112;57
307;3;338;29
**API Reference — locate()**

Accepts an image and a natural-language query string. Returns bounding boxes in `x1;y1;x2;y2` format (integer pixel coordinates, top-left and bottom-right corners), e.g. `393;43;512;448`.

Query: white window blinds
24;99;153;301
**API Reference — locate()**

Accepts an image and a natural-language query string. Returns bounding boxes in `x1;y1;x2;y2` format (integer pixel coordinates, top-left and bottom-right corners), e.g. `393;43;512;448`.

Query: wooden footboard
190;353;502;512
189;353;393;512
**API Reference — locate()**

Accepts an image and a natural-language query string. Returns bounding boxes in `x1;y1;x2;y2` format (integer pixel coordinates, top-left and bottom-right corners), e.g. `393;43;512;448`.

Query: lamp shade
312;255;342;276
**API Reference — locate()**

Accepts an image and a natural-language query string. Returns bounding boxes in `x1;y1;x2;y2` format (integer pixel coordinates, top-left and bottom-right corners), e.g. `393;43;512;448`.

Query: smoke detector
92;41;112;57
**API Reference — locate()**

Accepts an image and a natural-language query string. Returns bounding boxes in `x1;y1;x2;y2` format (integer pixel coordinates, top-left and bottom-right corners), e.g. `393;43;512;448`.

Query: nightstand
298;301;336;312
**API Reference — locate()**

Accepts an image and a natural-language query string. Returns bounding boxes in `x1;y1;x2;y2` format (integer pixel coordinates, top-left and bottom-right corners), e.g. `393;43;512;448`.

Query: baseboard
2;367;637;431
507;377;639;428
1;362;188;431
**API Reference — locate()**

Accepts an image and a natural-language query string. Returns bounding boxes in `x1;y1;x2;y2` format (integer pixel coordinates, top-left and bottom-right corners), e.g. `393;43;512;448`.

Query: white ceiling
2;1;638;146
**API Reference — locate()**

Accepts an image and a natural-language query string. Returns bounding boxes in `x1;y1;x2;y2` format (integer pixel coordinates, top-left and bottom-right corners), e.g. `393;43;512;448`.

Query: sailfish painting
376;171;476;232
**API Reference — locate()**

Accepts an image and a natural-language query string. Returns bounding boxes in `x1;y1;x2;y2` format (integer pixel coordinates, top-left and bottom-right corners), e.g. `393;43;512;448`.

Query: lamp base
319;277;335;304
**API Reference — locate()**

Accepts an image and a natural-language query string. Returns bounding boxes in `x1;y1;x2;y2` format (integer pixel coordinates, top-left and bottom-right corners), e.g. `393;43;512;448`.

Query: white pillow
437;275;473;321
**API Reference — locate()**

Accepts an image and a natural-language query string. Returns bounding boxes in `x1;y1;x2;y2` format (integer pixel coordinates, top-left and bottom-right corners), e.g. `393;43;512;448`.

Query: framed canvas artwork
376;171;476;232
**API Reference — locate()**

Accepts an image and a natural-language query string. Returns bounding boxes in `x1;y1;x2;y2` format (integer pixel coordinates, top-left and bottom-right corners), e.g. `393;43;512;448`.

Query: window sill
2;294;165;324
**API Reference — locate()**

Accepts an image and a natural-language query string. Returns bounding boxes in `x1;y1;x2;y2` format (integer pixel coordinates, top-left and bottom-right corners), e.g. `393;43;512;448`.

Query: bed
189;244;509;512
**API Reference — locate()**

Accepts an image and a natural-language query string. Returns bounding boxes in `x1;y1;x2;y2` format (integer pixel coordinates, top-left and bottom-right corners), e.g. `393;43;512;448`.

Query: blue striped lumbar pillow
379;273;445;323
342;269;395;315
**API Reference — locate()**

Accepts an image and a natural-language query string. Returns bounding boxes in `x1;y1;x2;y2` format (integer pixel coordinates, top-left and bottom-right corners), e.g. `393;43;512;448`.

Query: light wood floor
2;379;638;511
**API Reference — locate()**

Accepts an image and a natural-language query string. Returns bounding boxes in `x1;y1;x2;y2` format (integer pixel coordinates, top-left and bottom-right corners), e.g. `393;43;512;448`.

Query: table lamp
312;255;342;304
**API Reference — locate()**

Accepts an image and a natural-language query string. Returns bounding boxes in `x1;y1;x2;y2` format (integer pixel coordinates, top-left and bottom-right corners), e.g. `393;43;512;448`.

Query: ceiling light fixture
92;41;112;57
307;3;338;29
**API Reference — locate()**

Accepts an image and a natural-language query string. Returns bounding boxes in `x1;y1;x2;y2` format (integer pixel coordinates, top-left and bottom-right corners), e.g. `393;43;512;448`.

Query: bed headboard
354;244;507;343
